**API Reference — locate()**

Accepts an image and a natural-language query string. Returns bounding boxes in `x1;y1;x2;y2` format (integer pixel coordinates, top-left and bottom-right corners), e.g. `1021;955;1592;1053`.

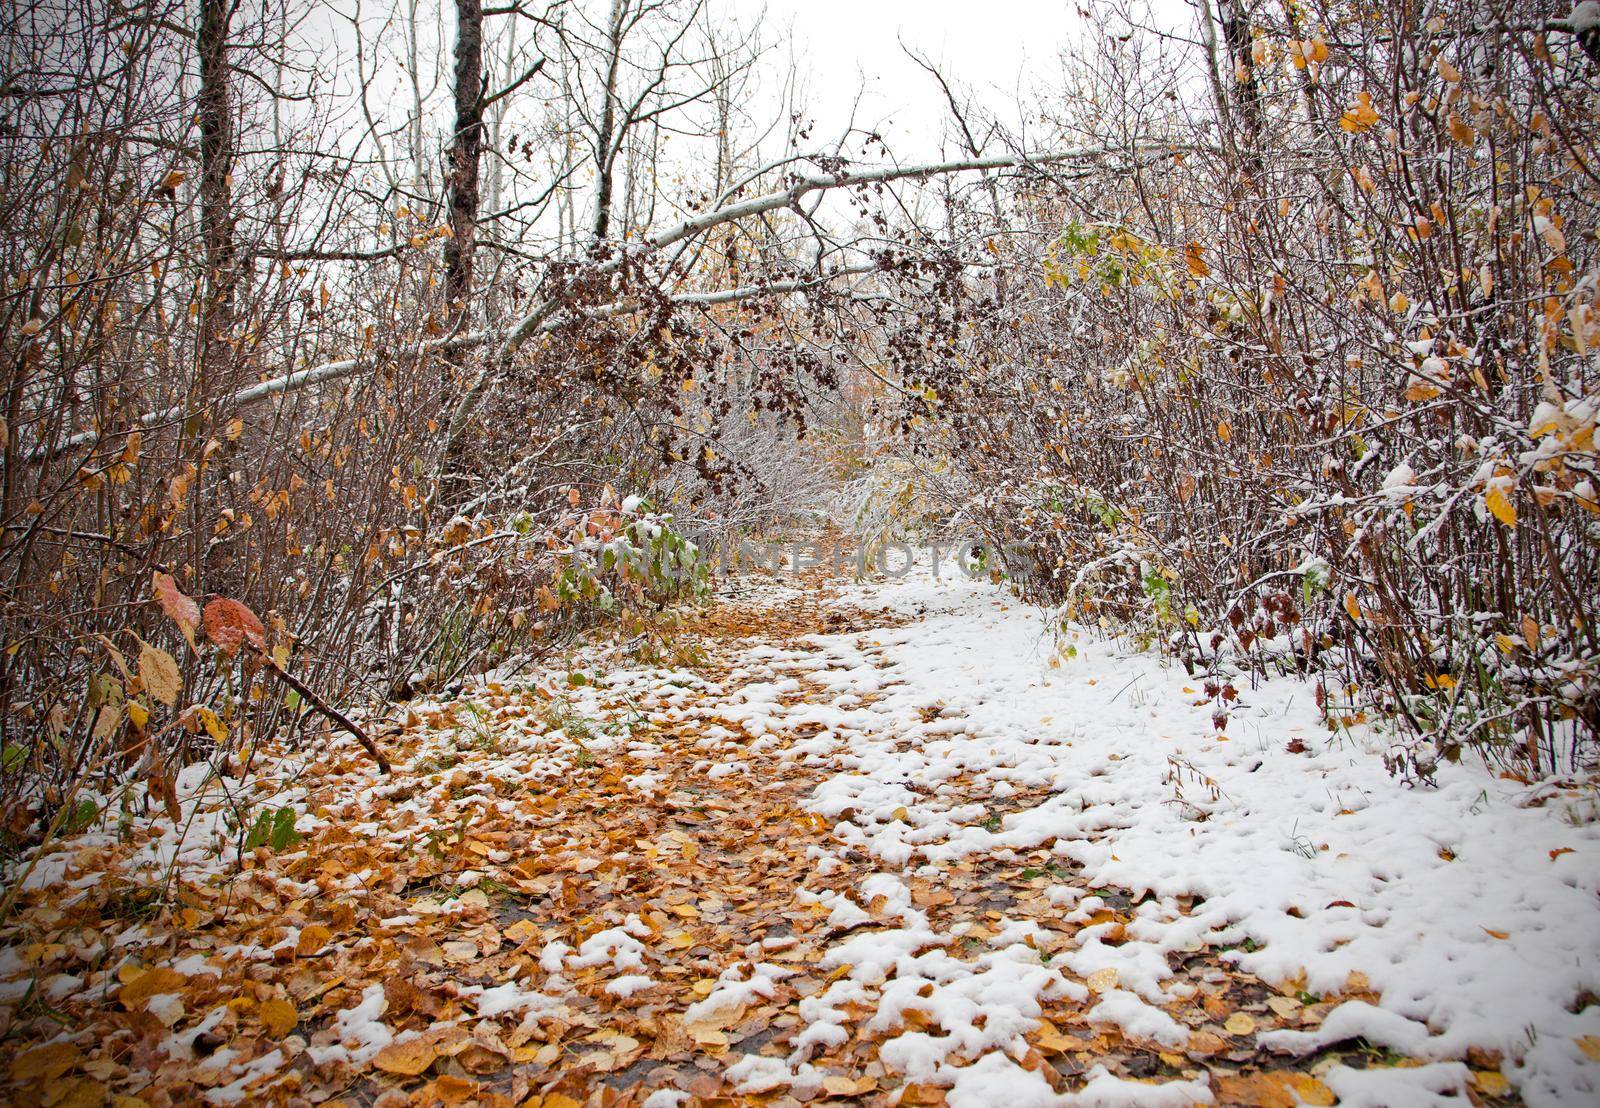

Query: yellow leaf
10;1041;79;1082
118;966;185;1008
1485;486;1516;528
127;702;149;728
504;919;542;945
1087;967;1119;992
138;642;182;707
259;998;297;1038
46;1077;106;1108
1577;1035;1600;1061
1224;1012;1257;1036
1284;1073;1336;1106
1473;1071;1511;1096
1344;592;1362;622
1481;927;1510;940
193;706;227;743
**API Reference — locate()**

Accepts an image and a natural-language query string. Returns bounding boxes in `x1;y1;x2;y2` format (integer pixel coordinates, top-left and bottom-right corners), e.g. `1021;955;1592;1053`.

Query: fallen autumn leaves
0;570;1530;1106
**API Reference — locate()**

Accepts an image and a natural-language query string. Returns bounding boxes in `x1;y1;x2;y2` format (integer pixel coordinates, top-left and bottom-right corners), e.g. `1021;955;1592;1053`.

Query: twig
253;648;392;774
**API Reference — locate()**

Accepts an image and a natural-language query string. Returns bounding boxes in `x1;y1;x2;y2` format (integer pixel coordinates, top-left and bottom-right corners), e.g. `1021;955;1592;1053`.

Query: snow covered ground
711;562;1600;1106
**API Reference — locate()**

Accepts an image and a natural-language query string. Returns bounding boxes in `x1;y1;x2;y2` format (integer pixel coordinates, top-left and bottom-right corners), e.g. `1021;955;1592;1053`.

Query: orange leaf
152;571;200;650
202;597;267;656
374;1037;438;1076
1339;91;1379;133
295;923;332;956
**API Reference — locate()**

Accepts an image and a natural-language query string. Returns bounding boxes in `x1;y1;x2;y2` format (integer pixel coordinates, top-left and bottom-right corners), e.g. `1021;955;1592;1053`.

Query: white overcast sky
753;0;1077;153
747;0;1193;156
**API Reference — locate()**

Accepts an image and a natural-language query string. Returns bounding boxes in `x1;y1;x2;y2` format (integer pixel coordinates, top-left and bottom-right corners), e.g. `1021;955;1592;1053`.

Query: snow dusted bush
884;1;1599;779
553;492;708;612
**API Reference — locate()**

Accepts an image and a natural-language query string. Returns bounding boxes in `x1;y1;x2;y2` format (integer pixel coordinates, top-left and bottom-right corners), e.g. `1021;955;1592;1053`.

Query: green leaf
64;798;99;833
245;810;273;850
269;807;301;851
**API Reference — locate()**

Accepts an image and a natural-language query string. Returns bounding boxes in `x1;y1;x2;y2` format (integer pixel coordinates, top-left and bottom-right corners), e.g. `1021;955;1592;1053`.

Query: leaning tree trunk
445;0;484;327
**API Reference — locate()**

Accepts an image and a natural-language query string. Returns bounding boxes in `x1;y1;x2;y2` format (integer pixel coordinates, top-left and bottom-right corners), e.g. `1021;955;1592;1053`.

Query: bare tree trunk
591;0;625;243
446;0;484;326
197;0;237;387
1217;0;1264;170
1193;0;1237;158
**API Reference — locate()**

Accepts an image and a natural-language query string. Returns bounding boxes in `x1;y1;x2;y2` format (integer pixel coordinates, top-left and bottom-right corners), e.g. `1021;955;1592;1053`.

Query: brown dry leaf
43;1077;106;1108
1214;1073;1295;1107
442;939;478;964
823;1075;877;1096
423;1074;480;1104
504;919;541;945
373;1037;438;1077
1265;995;1300;1018
686;1024;729;1047
1216;1072;1334;1107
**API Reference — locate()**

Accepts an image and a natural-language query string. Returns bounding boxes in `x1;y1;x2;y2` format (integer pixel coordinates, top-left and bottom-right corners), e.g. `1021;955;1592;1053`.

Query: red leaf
202;598;267;656
152;571;200;649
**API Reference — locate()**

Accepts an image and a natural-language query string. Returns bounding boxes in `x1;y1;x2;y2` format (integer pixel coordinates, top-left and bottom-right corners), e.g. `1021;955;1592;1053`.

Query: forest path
4;559;1595;1106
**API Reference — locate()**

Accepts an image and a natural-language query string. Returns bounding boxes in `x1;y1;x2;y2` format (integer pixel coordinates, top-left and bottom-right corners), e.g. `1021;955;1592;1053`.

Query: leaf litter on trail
0;568;1535;1106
